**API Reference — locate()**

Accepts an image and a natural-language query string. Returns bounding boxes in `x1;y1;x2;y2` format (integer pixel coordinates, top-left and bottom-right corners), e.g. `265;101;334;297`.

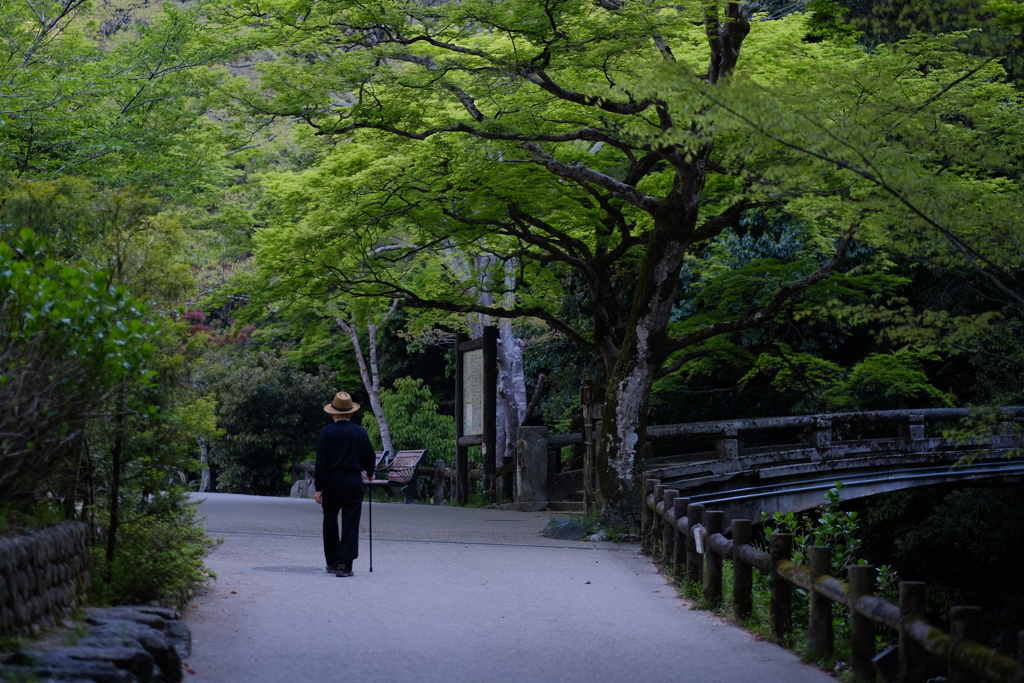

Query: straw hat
324;391;360;415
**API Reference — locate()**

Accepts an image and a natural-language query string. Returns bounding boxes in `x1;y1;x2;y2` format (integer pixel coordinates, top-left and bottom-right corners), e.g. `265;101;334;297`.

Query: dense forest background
1;0;1022;657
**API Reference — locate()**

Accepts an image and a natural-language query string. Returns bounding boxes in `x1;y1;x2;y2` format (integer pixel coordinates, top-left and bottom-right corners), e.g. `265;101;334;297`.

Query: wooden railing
643;479;1024;683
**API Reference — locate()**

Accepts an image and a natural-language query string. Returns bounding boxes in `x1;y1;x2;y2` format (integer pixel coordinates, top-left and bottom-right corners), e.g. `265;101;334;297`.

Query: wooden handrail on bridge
642;479;1024;683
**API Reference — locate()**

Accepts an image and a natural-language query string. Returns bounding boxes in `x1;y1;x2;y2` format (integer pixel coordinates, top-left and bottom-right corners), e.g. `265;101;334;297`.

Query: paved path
184;493;834;683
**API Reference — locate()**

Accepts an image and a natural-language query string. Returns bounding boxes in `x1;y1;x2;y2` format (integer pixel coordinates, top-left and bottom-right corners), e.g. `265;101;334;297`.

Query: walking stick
368;479;373;573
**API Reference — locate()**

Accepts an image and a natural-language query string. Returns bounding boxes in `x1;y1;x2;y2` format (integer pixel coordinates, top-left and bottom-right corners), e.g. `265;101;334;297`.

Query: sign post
454;326;497;504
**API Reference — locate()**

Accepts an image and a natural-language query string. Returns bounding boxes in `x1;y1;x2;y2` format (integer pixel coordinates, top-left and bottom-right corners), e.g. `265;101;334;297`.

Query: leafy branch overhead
241;2;858;371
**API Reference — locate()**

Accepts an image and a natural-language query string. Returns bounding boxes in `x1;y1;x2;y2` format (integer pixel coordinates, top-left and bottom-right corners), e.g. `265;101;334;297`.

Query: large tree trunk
597;205;697;524
496;320;528;467
589;0;750;525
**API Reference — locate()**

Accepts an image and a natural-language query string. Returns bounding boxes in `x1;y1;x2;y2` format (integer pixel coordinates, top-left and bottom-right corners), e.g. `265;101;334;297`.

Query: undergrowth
664;483;897;677
90;496;219;607
0;499;66;537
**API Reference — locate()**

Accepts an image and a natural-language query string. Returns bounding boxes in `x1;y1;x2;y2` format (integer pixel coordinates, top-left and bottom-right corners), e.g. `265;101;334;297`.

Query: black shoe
326;564;337;573
335;564;353;577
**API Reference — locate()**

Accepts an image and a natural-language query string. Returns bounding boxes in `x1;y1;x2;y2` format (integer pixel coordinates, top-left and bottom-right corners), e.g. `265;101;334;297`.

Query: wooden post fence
807;546;834;660
673;497;688;578
703;510;724;606
686;503;704;585
642;481;1024;683
849;564;876;682
732;519;753;622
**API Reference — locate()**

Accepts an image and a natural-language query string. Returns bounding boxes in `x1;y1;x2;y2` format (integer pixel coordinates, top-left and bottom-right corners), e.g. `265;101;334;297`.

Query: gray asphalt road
184;493;834;683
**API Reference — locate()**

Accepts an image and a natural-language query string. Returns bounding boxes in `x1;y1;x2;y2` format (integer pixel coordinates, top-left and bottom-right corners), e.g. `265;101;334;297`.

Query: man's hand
313;491;323;505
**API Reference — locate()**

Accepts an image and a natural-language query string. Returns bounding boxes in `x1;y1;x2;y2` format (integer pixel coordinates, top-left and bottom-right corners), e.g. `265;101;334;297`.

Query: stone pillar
716;429;740;461
810;417;832;462
899;415;925;441
515;426;549;512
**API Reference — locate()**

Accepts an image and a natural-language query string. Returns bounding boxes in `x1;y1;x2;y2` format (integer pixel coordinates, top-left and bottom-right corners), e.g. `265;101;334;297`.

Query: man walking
313;391;377;577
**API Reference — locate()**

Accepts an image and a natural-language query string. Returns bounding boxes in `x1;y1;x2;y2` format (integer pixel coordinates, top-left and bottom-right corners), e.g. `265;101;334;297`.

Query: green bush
0;230;156;508
205;352;338;495
756;484;895;660
0;499;65;536
91;495;217;607
364;377;455;461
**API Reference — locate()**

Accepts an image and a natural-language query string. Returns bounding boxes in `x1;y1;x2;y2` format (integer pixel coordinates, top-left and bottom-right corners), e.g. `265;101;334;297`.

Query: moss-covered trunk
597;191;701;524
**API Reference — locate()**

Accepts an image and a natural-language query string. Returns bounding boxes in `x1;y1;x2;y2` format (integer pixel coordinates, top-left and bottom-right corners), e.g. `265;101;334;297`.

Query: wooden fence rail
643;479;1024;683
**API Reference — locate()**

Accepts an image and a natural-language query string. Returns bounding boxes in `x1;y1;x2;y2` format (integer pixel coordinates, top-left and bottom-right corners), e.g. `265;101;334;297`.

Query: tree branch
522;373;548;424
653;34;676;62
447;84;486;121
657;348;717;378
521;143;658;212
522;70;653;115
690;201;759;243
666;230;854;353
717;99;1024;309
313;260;602;357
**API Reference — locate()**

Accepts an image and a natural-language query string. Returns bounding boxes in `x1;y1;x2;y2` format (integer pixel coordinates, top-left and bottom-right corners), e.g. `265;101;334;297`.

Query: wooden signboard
454;326;497;504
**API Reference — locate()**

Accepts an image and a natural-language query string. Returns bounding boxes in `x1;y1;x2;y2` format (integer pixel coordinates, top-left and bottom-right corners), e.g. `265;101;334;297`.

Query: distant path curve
183;493;834;683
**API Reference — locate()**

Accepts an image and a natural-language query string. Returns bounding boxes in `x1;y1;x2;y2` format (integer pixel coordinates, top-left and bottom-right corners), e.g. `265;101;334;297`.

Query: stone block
516;426;550;510
135;606;180;622
164;620;191;660
87;608;167;631
10;646;153;683
1;662;138;682
541;516;587;540
0;606;14;631
15;599;30;625
290;478;316;498
89;619;182;682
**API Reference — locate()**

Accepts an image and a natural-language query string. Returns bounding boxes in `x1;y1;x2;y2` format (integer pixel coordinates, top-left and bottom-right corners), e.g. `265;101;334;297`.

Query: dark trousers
322;472;364;567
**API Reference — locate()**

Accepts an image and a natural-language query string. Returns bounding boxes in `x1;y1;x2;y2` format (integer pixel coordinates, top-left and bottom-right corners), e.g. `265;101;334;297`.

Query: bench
362;451;389;484
384;449;429;504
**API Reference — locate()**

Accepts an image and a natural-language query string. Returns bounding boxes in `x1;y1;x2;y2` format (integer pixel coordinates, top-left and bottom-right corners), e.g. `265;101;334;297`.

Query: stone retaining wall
0;520;91;636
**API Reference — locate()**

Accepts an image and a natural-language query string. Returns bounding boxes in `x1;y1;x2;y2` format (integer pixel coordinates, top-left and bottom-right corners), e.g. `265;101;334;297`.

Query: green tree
0;0;255;604
205;351;339;495
232;2;862;523
0;0;239;192
0;230;157;507
88;319;221;591
704;26;1024;346
363;377;456;463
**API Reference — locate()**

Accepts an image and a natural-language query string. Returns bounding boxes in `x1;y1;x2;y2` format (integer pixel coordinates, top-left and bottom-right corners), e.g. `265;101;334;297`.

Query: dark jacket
314;419;377;491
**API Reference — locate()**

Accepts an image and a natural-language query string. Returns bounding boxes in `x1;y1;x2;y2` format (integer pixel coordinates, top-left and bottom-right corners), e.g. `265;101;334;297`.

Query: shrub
91;495;217;607
363;377;456;462
0;231;155;508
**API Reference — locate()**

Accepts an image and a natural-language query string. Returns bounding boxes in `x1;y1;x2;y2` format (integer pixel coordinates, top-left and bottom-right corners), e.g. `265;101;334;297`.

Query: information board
462;348;484;436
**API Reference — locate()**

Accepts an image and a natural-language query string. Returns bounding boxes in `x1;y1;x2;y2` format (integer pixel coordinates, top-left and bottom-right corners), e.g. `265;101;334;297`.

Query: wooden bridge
521;406;1024;517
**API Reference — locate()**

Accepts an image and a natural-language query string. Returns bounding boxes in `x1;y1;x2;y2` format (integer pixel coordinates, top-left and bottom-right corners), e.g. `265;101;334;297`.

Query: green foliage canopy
204;351;338;495
363;377;456;462
0;0;239;193
0;230;157;503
